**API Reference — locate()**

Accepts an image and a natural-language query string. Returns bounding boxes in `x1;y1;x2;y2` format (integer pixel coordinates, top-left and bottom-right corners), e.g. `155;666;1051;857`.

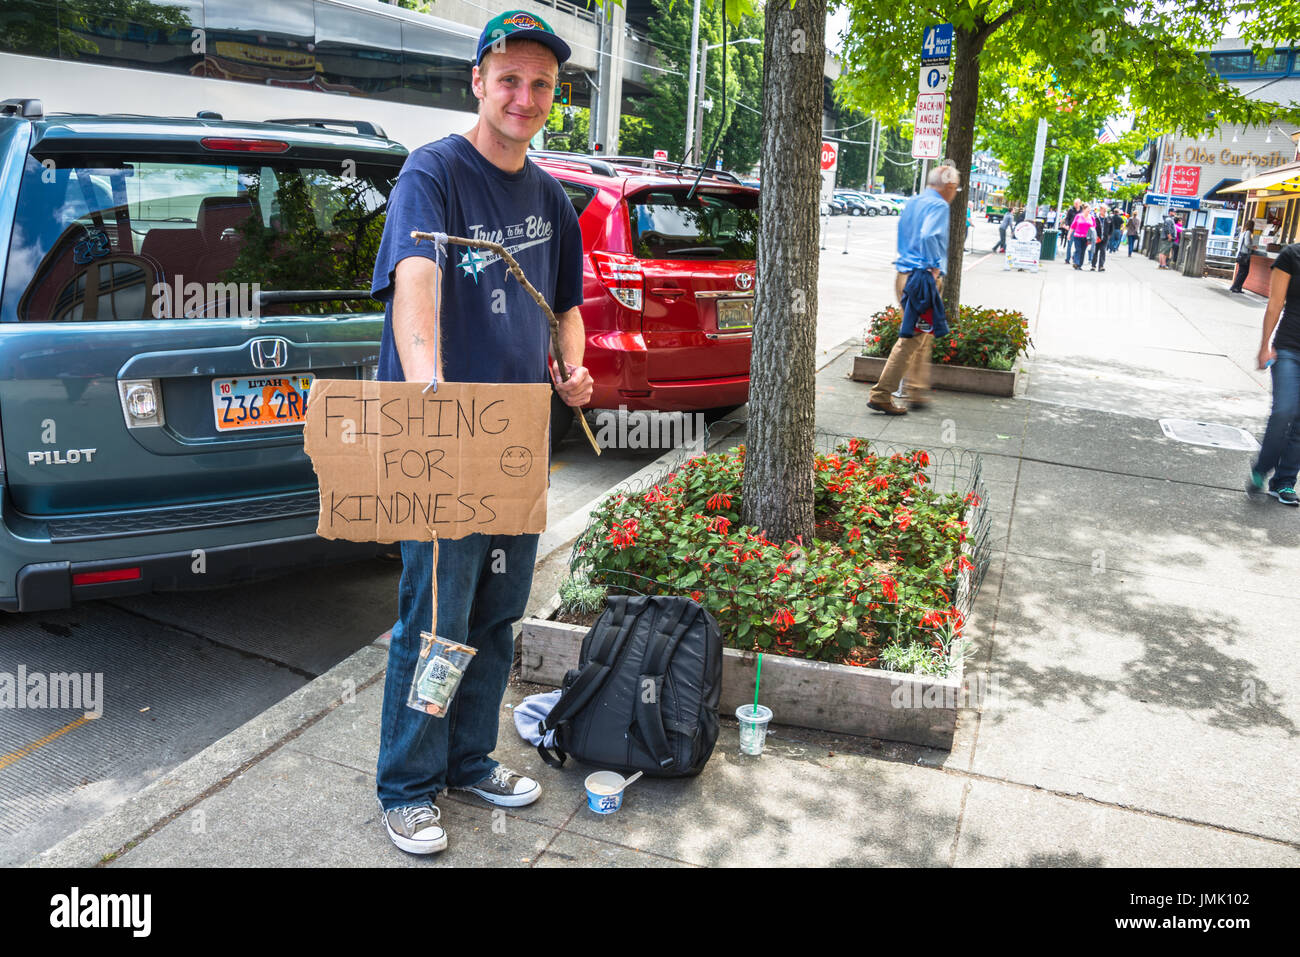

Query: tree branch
973;2;1030;46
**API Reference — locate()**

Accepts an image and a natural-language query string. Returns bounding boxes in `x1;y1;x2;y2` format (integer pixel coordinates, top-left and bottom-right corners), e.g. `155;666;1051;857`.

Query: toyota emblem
735;272;754;290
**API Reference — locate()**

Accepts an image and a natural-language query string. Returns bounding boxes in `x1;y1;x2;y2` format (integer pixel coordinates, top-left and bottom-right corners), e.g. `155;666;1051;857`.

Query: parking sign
911;94;945;159
920;24;953;64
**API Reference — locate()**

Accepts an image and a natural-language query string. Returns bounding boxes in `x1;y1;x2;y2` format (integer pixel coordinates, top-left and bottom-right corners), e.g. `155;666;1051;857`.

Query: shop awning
1221;163;1300;194
1202;177;1241;202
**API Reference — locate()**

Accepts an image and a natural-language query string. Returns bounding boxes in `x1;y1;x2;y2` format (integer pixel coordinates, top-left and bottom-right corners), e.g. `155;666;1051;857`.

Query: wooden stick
411;230;600;455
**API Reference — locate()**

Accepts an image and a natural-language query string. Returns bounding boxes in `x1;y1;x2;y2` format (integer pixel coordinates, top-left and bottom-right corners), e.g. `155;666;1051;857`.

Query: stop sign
820;142;838;172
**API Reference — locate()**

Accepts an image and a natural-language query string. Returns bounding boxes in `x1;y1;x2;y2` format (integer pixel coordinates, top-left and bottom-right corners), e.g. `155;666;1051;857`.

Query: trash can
1040;229;1058;261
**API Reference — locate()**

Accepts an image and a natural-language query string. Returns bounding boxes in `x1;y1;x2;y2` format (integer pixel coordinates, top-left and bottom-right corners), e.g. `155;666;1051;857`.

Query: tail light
590;251;643;311
200;137;290;153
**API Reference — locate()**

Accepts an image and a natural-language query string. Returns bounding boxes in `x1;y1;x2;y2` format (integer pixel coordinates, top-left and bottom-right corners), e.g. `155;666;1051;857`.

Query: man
1247;241;1300;506
1091;207;1113;272
368;10;594;855
1230;220;1258;293
994;205;1013;253
1157;213;1176;269
867;163;959;415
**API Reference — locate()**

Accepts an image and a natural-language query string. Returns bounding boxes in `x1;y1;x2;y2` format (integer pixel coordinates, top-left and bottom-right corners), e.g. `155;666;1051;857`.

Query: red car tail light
590;251;643;311
200;137;290;153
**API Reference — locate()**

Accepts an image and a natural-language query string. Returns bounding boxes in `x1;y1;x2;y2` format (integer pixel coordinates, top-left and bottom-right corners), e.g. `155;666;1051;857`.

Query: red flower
868;475;890;491
708;515;732;535
958;555;975;573
690;590;704;603
706;492;733;511
880;576;898;603
769;608;795;632
603;518;640;549
919;610;946;629
895;508;913;532
643;485;670;504
914;450;930;467
847;526;862;542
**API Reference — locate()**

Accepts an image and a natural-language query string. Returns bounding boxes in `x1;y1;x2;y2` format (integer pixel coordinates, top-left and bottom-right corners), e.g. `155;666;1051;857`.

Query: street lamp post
689;37;762;165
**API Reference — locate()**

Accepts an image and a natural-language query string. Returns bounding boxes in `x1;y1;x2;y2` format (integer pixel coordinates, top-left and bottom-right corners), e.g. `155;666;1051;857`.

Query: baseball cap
476;10;571;67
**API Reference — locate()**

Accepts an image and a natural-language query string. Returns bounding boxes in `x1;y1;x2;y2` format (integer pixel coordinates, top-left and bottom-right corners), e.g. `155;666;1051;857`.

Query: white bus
0;0;482;148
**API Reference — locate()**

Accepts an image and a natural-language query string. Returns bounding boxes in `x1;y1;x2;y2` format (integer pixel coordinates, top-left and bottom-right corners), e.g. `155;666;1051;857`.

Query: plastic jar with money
407;632;477;717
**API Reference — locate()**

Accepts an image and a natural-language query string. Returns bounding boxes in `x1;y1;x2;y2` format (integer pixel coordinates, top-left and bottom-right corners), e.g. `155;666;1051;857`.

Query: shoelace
401;805;440;832
489;765;516;789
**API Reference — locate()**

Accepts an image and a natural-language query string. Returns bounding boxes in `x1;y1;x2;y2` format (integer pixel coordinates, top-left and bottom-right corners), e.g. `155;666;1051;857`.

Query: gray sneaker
1270;486;1300;506
379;800;447;854
455;765;541;808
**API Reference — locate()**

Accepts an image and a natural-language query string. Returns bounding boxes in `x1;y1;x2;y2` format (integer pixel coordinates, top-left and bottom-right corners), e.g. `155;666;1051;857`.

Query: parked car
860;194;898;216
0;99;398;611
833;191;876;216
529;152;758;443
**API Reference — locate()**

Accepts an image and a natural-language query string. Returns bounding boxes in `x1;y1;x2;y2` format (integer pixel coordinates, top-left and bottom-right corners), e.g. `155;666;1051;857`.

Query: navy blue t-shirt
371;134;584;385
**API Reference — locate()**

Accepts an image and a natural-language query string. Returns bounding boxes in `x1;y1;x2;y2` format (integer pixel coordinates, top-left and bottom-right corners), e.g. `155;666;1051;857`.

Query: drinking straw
753;653;763;714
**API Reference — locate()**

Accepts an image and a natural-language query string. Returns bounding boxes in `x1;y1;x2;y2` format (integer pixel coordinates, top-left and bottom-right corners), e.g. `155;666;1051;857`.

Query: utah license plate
212;374;313;431
717;298;753;331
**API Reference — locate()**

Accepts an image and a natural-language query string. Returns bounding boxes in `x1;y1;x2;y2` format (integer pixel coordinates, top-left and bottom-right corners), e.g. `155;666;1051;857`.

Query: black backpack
537;595;722;777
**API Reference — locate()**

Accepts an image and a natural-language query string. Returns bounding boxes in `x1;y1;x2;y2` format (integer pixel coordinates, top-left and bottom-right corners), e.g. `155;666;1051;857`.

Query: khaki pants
869;272;936;405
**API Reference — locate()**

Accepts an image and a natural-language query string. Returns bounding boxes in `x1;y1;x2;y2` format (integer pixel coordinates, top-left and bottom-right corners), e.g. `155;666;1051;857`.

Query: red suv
530;154;758;441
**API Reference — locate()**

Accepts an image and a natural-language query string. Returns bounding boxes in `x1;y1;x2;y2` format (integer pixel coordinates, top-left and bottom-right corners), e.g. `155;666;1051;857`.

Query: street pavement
25;223;1300;867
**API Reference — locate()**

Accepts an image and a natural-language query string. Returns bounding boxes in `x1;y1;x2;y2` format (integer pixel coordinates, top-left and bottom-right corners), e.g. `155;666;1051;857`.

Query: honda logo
735;272;754;290
250;337;289;370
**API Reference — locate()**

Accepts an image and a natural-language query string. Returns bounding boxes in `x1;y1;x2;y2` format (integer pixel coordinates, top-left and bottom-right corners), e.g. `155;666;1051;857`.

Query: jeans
1071;236;1087;266
376;532;540;810
1127;234;1138;256
1229;255;1251;291
1094;241;1107;269
1254;348;1300;491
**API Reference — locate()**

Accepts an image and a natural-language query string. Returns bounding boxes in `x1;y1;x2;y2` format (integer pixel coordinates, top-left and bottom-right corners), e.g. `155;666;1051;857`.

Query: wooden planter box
519;594;966;750
852;354;1017;397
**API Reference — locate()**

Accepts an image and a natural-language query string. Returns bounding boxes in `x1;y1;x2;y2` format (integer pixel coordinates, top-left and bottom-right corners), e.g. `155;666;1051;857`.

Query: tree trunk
739;0;826;547
941;26;983;319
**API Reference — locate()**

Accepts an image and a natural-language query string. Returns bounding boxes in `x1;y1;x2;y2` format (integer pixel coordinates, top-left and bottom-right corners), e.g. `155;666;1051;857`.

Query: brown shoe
867;399;907;416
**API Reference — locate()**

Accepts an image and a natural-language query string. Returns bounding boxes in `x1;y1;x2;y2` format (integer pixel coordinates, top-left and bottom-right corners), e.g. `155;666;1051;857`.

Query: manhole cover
1158;418;1259;451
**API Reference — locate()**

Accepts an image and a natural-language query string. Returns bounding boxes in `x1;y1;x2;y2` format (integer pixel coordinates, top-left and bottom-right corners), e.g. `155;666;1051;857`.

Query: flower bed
568;438;987;678
862;304;1032;371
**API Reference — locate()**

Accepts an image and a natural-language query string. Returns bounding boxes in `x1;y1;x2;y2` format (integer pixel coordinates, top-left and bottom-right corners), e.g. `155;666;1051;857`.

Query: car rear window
3;152;396;321
627;188;757;260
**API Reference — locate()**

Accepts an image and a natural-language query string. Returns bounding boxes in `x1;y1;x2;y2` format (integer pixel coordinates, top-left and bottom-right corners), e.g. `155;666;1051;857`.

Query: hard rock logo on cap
504;14;540;29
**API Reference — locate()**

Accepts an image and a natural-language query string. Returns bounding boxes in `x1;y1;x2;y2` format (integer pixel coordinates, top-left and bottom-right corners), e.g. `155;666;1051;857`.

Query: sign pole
1024;118;1048;217
683;0;701;161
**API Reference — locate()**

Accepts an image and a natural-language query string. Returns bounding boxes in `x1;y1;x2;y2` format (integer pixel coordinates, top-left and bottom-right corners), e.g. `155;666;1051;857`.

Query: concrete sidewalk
28;242;1300;867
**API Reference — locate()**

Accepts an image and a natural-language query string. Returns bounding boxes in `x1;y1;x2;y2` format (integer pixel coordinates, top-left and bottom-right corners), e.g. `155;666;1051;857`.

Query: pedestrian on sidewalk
994;206;1013;252
1070;204;1095;270
1157;213;1175;268
868;162;958;415
1172;215;1185;266
368;9;593;855
1229;220;1258;293
1248;243;1300;506
1107;206;1124;254
1125;213;1140;256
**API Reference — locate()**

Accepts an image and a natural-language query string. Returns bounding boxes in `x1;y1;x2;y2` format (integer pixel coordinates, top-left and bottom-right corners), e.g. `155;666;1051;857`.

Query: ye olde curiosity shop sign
303;379;550;543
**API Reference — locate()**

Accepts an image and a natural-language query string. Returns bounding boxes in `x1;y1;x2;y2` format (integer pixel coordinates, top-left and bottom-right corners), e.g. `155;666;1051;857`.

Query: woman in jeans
1125;214;1140;256
1249;243;1300;505
1070;205;1096;270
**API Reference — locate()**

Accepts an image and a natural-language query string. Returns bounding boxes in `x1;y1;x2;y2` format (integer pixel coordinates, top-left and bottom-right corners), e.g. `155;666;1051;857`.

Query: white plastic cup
735;703;773;755
584;771;630;814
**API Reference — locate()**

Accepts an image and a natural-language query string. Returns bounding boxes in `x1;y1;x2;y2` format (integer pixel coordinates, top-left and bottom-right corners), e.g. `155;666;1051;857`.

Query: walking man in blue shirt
368;10;594;855
868;163;960;414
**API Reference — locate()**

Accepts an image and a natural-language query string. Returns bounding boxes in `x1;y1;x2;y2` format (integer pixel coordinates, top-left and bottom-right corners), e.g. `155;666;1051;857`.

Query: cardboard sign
303;379;550;543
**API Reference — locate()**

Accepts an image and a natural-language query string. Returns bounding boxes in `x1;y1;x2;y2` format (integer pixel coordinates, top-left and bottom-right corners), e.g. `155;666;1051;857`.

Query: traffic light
557;82;571;106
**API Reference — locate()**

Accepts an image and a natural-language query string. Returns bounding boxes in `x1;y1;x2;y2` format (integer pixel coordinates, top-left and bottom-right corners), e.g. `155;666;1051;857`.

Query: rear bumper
1;532;380;613
0;487;380;612
584;328;751;413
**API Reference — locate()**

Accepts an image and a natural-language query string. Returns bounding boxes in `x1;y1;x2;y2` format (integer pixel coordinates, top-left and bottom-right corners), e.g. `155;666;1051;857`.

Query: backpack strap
631;598;696;770
536;597;638;768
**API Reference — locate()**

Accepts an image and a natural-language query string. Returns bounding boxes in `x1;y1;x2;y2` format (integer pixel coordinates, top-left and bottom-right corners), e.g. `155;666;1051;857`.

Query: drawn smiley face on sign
500;446;534;477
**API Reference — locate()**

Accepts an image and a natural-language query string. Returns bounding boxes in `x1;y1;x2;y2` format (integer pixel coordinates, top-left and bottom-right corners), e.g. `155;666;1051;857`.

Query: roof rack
1;98;44;120
527;150;617;177
601;156;742;185
269;117;387;138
